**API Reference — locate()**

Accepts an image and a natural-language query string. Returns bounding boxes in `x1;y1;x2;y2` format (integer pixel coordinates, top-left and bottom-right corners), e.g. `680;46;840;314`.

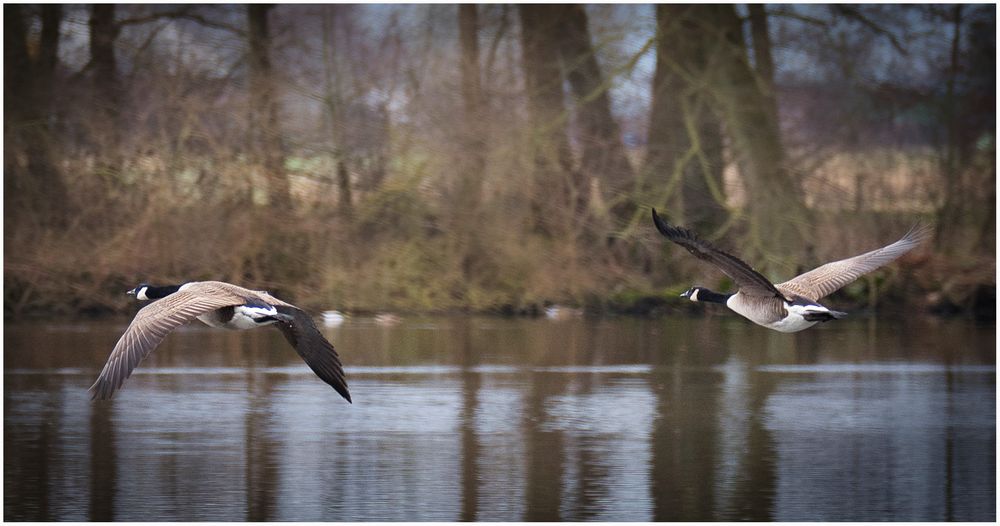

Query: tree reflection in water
4;317;995;521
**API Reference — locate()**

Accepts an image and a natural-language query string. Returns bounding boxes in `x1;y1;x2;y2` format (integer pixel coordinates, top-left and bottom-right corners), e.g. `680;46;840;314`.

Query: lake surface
4;315;996;521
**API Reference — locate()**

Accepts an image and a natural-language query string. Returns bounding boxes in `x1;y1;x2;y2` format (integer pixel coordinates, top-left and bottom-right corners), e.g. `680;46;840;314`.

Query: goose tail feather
803;310;848;323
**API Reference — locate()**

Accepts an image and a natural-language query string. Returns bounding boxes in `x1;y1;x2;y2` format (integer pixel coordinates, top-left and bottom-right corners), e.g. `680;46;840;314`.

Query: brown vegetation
4;5;995;319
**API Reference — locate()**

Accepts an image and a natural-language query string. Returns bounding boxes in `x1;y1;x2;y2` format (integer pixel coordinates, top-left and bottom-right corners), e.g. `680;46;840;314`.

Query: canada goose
89;281;351;402
651;209;929;332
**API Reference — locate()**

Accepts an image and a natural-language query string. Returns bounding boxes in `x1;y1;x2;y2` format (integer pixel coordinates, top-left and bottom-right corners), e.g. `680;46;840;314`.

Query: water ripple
758;363;995;374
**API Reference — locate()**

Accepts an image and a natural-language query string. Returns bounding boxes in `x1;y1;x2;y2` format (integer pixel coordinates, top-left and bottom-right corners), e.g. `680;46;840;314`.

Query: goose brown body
652;209;929;332
90;281;351;402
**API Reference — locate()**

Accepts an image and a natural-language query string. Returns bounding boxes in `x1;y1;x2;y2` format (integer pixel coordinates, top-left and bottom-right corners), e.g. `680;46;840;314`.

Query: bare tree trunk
322;6;353;219
367;103;390;191
88;5;123;176
740;6;791;168
710;5;809;269
554;5;634;221
89;6;121;122
4;5;30;121
4;5;68;227
747;5;779;125
645;5;726;235
459;5;486;180
518;5;578;234
336;158;353;219
968;15;996;254
936;4;964;254
4;4;31;226
247;4;291;211
38;6;62;99
457;5;487;278
458;4;485;209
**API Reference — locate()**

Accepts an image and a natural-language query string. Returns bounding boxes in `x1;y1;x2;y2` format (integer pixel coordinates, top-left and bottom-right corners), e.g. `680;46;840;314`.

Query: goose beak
126;288;136;296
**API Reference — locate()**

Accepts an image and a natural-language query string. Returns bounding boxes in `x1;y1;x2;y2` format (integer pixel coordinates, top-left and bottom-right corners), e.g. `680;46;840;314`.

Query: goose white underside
765;306;820;333
197;304;280;330
725;295;830;333
767;303;841;333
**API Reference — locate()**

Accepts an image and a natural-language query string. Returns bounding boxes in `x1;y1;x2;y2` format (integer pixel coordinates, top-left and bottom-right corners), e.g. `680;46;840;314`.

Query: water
4;316;996;521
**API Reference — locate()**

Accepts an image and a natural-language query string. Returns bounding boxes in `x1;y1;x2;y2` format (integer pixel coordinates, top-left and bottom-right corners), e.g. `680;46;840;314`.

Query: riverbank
5;210;994;323
6;274;994;324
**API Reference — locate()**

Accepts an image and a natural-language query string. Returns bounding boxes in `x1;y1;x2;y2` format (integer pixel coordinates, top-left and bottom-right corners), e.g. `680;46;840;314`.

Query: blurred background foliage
4;4;995;319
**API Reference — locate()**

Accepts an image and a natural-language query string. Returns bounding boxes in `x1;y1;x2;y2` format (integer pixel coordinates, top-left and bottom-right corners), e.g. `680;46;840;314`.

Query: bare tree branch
767;8;829;28
484;5;509;76
832;5;908;55
118;7;245;36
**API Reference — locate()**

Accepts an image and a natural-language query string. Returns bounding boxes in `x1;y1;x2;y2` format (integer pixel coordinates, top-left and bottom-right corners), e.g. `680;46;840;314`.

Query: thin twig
118;8;245;37
832;5;908;55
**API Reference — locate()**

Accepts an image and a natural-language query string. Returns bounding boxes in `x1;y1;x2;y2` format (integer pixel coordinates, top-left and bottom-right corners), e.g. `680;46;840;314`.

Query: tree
708;5;810;269
747;5;778;128
4;5;69;226
458;4;486;199
935;4;996;255
518;5;579;234
321;6;354;219
554;5;634;222
89;5;122;124
87;5;124;173
455;4;487;278
645;5;726;235
247;5;291;210
315;4;395;205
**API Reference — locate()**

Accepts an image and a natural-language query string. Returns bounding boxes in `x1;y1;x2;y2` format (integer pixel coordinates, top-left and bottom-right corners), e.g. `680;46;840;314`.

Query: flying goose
651;209;929;332
89;281;351;402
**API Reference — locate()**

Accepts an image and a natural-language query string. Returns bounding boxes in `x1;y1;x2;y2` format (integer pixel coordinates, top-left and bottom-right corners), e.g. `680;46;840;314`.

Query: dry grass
9;144;988;320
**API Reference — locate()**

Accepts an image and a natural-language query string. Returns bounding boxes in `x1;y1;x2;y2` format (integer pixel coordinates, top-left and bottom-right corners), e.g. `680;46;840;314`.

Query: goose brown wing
274;306;352;403
89;289;244;400
778;224;930;301
652;209;784;298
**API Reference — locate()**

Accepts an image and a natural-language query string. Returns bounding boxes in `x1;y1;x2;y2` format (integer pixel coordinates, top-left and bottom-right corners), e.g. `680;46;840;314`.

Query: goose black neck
697;289;732;304
145;285;181;299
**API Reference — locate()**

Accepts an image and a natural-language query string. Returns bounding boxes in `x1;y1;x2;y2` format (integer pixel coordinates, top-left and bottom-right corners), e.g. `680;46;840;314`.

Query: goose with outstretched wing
90;281;351;402
652;209;929;332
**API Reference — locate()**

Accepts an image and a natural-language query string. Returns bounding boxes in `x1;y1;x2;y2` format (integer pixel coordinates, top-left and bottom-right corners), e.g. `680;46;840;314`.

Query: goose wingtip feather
87;380;112;401
651;208;676;236
903;222;934;245
651;208;700;243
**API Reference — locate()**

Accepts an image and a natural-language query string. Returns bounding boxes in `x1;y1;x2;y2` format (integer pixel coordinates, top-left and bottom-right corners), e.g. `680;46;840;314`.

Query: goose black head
681;286;731;304
126;283;149;300
127;283;180;301
680;287;703;301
